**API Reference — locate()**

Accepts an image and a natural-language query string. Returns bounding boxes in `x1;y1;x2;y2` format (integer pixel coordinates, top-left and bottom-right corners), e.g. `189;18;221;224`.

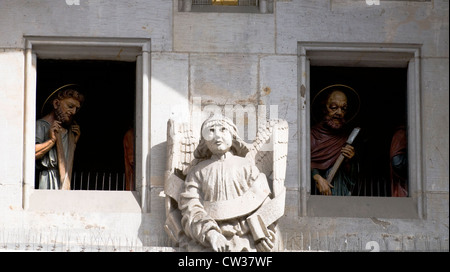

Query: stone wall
0;0;448;251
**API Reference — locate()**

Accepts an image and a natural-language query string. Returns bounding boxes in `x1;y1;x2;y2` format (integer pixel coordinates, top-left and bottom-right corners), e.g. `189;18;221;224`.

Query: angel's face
203;123;233;155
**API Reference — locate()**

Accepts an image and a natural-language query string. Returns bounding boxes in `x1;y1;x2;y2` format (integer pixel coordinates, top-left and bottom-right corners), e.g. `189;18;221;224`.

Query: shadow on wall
138;140;170;247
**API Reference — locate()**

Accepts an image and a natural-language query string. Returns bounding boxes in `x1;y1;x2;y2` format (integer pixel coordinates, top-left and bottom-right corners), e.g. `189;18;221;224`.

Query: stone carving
164;114;288;252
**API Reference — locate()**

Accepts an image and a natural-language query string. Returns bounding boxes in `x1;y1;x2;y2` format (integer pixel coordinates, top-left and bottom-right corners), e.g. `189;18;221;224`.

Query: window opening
183;0;270;13
192;0;258;6
310;66;408;197
35;59;136;191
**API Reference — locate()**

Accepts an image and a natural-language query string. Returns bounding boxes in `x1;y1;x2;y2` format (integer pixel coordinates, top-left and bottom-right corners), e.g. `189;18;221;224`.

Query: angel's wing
245;119;288;240
248;119;289;197
164;119;198;245
165;119;198;203
166;119;197;179
271;119;289;196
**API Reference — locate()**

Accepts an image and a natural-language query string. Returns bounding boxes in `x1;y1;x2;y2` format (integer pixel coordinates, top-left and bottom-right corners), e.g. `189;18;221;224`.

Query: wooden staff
326;127;360;184
55;128;76;190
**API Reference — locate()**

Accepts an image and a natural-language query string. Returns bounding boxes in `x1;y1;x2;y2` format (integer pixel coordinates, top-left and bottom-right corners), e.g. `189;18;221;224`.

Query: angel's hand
255;229;276;252
207;230;230;252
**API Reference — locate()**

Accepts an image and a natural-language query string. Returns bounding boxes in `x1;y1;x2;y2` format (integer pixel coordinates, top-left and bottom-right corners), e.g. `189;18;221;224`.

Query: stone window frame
178;0;273;13
298;42;424;219
23;36;152;213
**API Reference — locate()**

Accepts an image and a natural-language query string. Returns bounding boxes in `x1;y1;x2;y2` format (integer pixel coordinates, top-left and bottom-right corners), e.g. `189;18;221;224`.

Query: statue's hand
71;124;81;143
207;230;229;252
255;229;276;252
313;174;333;195
49;121;62;141
341;144;355;159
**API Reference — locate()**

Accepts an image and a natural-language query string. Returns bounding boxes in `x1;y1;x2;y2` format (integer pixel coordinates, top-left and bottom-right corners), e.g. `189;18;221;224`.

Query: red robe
310;122;357;196
390;126;408;197
123;128;134;191
310;122;349;170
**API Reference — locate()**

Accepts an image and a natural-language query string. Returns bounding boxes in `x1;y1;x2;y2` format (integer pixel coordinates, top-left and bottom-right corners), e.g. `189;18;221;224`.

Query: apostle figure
310;84;360;196
35;84;84;190
390;125;408;197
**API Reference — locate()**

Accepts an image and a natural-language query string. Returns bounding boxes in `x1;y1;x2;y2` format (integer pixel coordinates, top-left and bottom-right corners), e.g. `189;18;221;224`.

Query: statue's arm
179;172;222;247
35;139;56;159
35;120;61;160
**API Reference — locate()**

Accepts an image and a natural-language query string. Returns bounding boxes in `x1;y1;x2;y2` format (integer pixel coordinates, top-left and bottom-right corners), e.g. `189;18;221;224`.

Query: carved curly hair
55;88;85;105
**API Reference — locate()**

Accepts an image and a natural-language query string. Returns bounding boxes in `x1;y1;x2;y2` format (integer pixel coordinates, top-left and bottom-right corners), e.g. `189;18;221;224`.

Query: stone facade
0;0;448;251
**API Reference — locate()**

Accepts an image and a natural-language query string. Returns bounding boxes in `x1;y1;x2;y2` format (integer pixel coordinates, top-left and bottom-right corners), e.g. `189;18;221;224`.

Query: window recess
179;0;273;13
298;42;423;219
23;36;151;212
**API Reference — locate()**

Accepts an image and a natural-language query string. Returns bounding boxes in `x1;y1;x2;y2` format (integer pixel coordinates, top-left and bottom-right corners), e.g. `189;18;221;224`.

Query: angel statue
164;114;288;252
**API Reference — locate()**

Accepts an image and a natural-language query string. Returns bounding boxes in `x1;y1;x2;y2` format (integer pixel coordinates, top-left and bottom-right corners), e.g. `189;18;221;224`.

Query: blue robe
35;119;70;189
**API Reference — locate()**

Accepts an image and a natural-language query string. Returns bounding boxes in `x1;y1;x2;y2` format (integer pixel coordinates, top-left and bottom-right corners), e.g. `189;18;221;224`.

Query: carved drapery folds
164;117;288;252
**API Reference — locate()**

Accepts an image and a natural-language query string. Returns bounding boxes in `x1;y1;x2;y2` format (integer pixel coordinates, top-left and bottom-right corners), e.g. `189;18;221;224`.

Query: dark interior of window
189;0;264;13
310;66;408;197
36;59;136;190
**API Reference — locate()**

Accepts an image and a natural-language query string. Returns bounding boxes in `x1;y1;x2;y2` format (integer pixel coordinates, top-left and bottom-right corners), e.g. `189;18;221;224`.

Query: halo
40;83;80;116
311;84;360;123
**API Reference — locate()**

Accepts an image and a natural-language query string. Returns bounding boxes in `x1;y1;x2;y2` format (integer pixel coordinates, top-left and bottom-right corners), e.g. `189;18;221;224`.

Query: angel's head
194;114;249;159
